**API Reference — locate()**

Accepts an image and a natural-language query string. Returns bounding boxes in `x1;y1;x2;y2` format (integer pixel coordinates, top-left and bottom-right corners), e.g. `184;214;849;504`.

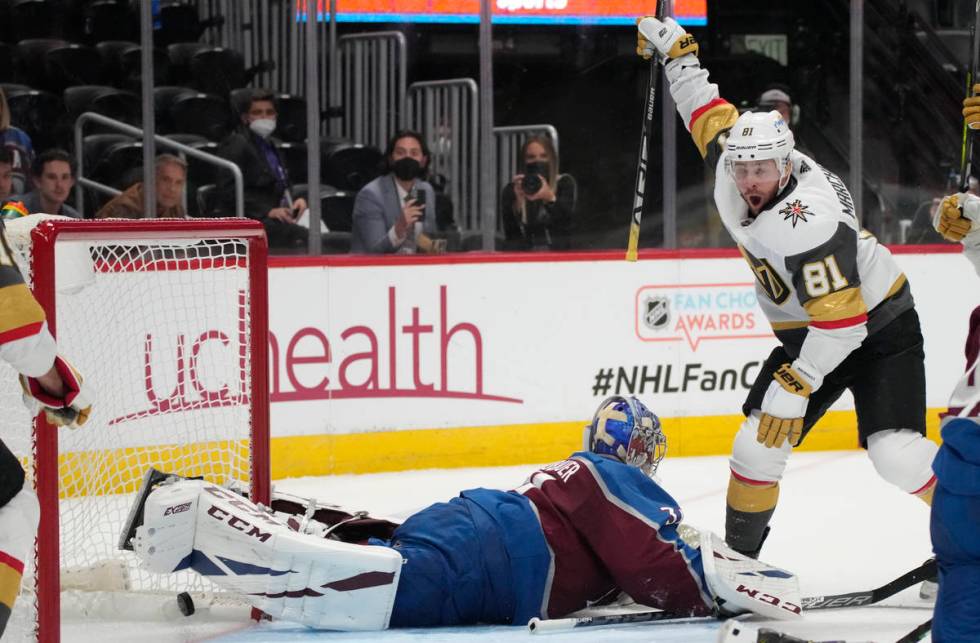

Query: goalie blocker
123;471;402;631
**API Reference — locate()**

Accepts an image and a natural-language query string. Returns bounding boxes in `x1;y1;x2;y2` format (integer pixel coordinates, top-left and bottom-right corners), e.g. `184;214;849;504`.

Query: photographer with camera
500;135;577;251
351;130;442;255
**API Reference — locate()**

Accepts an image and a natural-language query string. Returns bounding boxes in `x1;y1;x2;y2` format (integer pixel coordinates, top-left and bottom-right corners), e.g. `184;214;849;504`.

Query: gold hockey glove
935;194;973;242
965;82;980;130
757;364;812;449
636;16;699;61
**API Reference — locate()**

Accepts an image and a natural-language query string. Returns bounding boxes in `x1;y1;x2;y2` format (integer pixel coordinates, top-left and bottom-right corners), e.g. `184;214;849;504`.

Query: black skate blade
117;467;172;551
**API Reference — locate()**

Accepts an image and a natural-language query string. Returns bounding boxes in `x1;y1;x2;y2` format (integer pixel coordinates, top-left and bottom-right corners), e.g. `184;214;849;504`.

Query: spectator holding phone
214;89;308;250
500;135;577;251
351;130;440;254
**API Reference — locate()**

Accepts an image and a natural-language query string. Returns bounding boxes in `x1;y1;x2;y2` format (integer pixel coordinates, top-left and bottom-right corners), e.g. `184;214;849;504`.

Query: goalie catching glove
757;363;817;449
636;16;699;61
20;355;93;429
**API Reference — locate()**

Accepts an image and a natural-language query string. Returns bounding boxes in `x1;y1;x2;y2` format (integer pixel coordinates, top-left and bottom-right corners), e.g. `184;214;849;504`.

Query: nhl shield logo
644;295;671;331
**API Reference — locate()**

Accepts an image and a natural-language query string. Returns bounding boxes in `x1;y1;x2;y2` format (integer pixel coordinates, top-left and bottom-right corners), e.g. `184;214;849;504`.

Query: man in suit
215;89;308;250
351;130;440;254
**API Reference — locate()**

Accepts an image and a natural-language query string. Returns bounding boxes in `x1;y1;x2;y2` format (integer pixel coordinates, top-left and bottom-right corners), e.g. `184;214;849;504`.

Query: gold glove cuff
773;363;812;397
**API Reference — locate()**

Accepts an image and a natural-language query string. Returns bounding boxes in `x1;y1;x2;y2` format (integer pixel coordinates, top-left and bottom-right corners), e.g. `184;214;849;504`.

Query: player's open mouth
748;195;763;208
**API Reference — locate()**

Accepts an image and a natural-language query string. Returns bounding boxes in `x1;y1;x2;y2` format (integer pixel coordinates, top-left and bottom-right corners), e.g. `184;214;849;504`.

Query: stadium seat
3;86;66;150
64;85;140;126
321;231;352;254
44;43;104;92
189;47;245;96
153;85;196;133
96;40;138;84
0;82;31;96
321;192;356;233
81;133;134;175
84;0;135;44
166;41;207;87
119;44;170;90
0;43;12;82
9;0;61;41
14;38;67;85
322;140;383;192
157;2;210;47
168;91;233;141
90;139;143;188
275;141;307;184
195;183;219;218
273;94;306;143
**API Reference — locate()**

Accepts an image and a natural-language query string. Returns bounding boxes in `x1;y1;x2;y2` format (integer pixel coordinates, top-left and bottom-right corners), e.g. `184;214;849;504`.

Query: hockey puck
177;592;195;616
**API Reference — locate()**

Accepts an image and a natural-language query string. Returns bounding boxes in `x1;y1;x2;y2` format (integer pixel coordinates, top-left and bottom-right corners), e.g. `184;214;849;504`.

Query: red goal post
3;218;270;643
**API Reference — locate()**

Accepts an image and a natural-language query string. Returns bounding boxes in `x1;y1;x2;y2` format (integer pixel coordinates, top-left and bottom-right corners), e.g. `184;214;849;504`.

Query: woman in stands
0;89;35;196
499;135;577;251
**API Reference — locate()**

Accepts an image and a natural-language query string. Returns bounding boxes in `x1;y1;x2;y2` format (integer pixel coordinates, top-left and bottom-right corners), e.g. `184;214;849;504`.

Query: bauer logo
634;283;773;350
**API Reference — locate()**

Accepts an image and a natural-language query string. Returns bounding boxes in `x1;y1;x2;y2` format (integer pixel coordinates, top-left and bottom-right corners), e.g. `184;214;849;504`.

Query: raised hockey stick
527;559;937;633
959;0;980;192
625;1;668;262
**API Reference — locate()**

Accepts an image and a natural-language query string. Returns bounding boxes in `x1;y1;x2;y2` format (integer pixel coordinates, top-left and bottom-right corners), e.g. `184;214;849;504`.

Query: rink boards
265;245;970;477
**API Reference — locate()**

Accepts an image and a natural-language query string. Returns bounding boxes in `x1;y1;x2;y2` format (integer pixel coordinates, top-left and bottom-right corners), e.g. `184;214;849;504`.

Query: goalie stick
625;0;668;262
527;559;937;634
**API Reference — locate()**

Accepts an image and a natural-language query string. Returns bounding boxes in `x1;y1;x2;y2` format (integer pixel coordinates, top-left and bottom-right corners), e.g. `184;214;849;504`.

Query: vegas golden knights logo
739;246;790;304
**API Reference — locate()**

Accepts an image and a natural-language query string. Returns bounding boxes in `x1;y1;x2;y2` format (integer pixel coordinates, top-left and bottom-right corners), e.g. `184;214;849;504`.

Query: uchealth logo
635;283;773;350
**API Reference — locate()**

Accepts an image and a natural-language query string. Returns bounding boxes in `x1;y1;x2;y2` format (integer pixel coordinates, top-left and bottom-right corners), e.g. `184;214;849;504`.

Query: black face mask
392;157;422;181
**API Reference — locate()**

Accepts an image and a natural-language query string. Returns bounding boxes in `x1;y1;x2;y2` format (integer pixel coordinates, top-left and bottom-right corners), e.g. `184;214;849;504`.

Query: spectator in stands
0;148;14;202
351;130;441;254
757;85;798;127
96;154;188;219
214;89;308;249
500;135;576;251
0;88;35;196
10;149;80;218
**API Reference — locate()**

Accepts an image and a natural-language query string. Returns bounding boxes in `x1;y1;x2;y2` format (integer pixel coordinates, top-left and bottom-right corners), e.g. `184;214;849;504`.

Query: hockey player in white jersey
0;218;93;636
637;16;939;559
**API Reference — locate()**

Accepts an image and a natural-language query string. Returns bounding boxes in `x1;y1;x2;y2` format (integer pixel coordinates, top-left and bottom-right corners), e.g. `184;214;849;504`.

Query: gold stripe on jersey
691;101;739;159
0;283;46;338
885;273;907;300
803;286;867;324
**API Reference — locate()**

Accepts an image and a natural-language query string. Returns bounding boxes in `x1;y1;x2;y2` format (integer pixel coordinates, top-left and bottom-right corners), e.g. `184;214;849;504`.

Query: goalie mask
723;110;795;191
584;396;666;478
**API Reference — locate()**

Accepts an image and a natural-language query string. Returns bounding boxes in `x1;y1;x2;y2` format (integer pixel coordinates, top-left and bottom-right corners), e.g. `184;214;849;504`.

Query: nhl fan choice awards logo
635;283;773;350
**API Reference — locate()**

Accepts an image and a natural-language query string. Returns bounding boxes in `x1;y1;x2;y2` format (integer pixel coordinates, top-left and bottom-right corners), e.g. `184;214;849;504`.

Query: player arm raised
636;16;739;168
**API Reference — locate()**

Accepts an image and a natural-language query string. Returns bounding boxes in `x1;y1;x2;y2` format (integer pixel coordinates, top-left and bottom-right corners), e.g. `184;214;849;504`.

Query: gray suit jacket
350;174;437;254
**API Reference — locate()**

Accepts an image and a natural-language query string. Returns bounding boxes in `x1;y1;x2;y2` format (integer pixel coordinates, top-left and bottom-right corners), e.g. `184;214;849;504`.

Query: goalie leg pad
0;487;39;636
134;479;402;630
699;530;802;621
867;429;938;497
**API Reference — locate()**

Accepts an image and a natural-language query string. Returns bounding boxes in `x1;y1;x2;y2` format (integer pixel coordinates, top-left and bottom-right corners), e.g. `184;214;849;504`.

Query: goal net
0;217;270;642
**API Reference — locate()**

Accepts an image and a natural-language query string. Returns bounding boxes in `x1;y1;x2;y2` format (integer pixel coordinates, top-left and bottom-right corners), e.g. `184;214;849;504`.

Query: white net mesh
0;220;263;639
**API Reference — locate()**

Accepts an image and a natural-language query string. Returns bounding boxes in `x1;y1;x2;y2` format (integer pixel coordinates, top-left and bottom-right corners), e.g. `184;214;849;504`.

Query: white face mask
249;118;276;138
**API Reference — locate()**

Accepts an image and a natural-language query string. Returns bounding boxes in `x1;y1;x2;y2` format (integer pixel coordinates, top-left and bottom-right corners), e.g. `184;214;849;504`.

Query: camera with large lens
522;161;547;195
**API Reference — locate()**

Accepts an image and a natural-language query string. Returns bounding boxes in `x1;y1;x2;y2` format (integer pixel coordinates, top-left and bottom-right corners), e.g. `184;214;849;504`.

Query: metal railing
408;79;479;231
74;112;244;219
338;31;407;151
494;124;559;189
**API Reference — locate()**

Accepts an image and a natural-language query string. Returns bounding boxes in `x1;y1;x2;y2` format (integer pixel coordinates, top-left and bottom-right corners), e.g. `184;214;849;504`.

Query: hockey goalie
121;395;802;630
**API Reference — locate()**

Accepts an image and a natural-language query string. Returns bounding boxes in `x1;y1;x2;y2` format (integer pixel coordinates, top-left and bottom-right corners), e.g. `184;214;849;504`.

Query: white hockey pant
0;488;39;634
133;479;403;631
731;412;937;494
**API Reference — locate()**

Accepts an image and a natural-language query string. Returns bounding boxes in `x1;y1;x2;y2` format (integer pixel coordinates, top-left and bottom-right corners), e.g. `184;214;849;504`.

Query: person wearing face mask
350;130;440;254
500;136;576;251
214;89;309;250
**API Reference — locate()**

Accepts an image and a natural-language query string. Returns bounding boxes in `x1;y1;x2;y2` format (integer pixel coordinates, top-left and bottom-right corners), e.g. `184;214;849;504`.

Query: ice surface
48;450;935;642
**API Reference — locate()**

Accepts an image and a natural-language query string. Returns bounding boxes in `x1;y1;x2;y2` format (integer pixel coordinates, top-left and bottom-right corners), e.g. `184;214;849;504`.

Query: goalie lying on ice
122;396;802;630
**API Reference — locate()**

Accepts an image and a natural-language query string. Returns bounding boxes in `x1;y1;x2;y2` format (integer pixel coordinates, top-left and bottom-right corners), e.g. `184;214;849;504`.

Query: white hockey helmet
724;110;795;185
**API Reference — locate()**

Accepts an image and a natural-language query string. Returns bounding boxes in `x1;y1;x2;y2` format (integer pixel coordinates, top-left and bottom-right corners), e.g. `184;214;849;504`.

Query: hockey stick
527;559;936;633
894;619;932;643
625;2;668;262
959;0;980;192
